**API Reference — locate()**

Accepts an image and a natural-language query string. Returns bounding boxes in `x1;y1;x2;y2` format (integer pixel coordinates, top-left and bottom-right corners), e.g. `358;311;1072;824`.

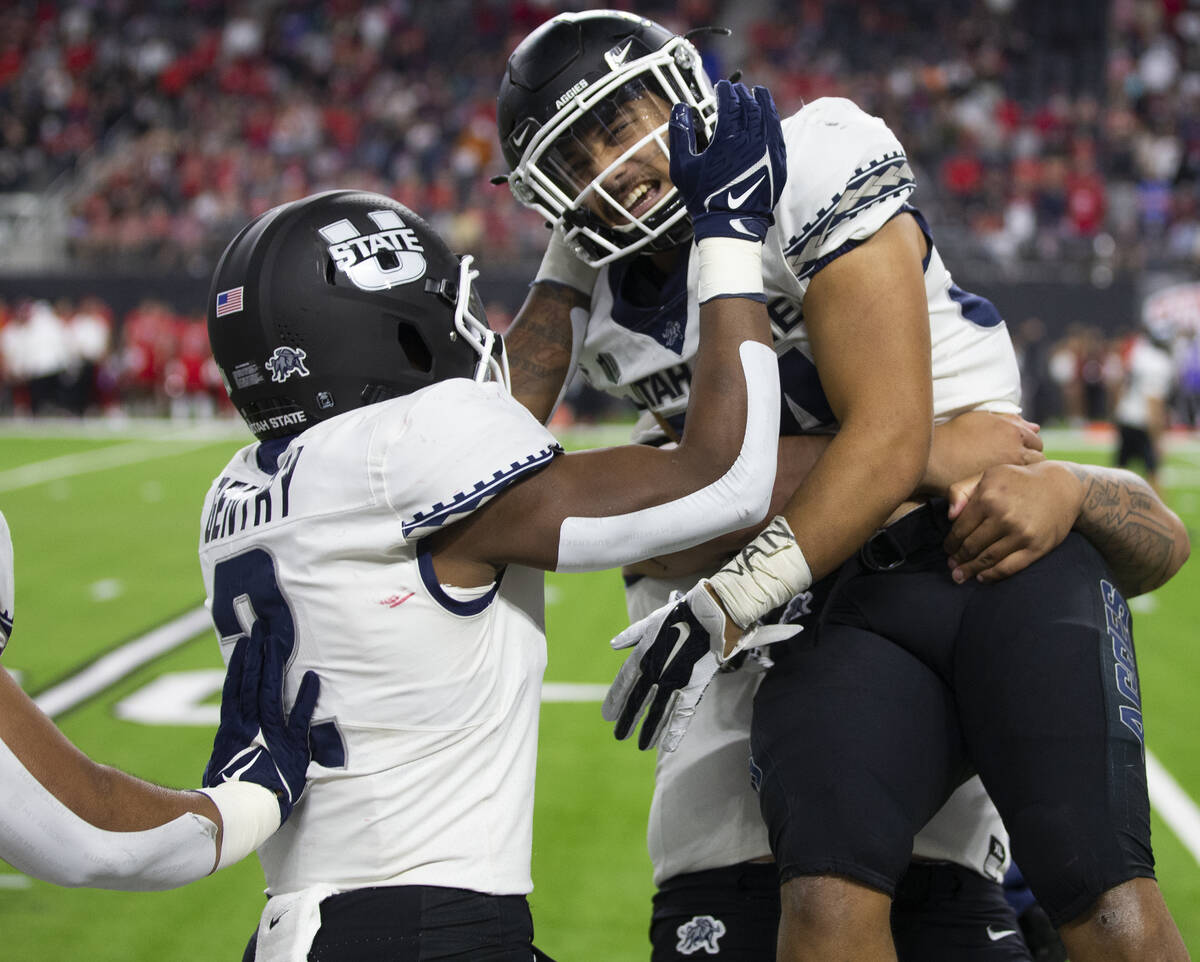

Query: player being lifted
196;79;788;962
494;11;1190;962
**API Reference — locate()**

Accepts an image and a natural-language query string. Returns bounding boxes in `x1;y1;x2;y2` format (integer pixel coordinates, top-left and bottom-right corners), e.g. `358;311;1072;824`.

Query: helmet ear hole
396;322;433;374
324;257;337;286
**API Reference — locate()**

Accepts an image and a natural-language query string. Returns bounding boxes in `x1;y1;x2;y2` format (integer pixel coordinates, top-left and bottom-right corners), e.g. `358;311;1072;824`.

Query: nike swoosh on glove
668;80;787;244
202;621;320;823
601;581;799;752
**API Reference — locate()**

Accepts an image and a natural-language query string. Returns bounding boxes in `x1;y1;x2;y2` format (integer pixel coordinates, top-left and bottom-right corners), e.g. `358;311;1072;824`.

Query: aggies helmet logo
319;209;428;292
265;346;310;383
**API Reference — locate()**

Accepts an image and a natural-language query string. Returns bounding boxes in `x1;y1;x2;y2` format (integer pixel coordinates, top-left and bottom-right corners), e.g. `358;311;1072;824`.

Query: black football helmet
497;10;717;266
207;190;507;442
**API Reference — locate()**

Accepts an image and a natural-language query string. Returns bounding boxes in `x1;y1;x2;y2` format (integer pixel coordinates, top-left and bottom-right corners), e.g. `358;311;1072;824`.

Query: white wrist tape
534;226;599;296
708;516;812;629
0;738;217;891
555;340;779;572
696;237;764;305
199;781;282;871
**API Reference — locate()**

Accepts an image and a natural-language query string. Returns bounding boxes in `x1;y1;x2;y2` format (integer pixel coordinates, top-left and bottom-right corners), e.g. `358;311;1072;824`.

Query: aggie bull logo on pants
677;914;726;955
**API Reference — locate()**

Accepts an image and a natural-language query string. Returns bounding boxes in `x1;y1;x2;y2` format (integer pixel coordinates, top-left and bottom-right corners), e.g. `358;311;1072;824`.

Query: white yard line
1146;750;1200;866
33;607;213;718
0;440;214;493
0;416;249;442
542;682;611;702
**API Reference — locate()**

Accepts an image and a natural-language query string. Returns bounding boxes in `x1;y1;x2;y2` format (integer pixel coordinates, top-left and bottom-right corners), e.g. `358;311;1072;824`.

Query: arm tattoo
506;282;587;424
1065;464;1178;596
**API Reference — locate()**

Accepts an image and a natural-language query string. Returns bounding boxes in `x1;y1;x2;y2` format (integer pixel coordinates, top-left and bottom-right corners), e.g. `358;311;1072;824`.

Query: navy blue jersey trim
804;205;929;283
401;444;562;539
948;283;1005;328
702;292;768;304
803;237;867;279
417;540;501;615
308;717;349;768
900;204;934;271
0;610;12;641
255;437;293;474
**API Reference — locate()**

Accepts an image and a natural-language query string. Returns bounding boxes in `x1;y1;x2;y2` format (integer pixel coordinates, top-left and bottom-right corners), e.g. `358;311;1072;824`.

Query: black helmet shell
208;190;492;441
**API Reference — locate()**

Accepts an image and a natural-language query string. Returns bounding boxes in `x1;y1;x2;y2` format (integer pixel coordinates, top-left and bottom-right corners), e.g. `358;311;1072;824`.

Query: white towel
255;885;338;962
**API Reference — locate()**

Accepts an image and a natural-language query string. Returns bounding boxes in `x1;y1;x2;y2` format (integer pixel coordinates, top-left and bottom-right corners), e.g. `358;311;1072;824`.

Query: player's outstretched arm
433;82;786;585
0;666;224;888
943;461;1190;595
0;574;318;889
623;434;833;580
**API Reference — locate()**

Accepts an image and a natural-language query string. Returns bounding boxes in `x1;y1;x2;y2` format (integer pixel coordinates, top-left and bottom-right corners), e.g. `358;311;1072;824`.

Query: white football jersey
626;575;772;886
1114;335;1175;428
198;379;562;897
576;97;1020;442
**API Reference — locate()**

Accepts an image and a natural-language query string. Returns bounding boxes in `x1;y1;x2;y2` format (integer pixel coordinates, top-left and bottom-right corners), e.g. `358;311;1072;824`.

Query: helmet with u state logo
207;190;508;442
497;10;718;267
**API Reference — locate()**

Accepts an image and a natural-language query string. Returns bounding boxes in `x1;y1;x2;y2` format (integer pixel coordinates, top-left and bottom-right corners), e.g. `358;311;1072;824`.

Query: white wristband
696;237;764;305
198;781;282;871
707;516;812;629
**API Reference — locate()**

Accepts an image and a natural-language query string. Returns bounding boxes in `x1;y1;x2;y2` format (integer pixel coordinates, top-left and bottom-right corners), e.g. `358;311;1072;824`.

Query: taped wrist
696;237;765;305
199;781;282;871
707;516;812;629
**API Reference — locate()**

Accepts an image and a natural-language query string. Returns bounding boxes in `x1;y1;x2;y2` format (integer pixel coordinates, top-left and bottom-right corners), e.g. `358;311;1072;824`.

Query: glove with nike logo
669;80;787;245
202;620;320;824
602;580;799;752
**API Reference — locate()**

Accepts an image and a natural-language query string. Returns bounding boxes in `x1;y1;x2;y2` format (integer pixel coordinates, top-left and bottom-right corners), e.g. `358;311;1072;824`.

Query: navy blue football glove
202;621;319;824
669;80;787;244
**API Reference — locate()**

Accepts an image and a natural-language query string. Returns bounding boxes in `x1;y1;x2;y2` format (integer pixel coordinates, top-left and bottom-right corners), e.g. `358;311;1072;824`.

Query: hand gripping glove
202;620;319;825
601;581;799;752
668;80;787;245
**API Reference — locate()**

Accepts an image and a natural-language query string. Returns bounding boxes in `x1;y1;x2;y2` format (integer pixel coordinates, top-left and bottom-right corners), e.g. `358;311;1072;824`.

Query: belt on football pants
858;499;951;572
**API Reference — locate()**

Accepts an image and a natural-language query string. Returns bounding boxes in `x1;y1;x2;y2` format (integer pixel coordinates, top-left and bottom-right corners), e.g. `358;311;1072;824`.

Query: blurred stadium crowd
5;283;1200;433
1;0;1200;427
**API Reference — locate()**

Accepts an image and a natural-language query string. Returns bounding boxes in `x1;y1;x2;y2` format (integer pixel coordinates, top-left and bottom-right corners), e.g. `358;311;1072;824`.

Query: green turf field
0;420;1196;960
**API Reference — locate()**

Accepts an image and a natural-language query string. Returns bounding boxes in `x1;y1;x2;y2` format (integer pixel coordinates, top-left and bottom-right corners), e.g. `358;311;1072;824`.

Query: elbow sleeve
555;340;780;573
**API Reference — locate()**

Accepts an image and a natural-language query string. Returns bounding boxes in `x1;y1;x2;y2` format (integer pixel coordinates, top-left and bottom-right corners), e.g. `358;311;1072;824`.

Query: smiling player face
540;81;675;230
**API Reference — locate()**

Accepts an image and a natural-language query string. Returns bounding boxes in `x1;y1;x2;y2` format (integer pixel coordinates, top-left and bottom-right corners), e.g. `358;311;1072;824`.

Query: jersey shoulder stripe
783;151;915;279
400;443;560;539
381;379;563;541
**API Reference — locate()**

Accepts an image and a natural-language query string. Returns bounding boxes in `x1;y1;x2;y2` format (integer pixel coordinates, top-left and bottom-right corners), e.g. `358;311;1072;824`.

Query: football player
0;508;319;891
494;11;1190;962
197;80;788;962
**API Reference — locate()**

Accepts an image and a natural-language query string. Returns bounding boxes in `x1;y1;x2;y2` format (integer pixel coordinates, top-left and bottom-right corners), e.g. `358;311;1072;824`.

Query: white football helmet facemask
500;12;718;266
